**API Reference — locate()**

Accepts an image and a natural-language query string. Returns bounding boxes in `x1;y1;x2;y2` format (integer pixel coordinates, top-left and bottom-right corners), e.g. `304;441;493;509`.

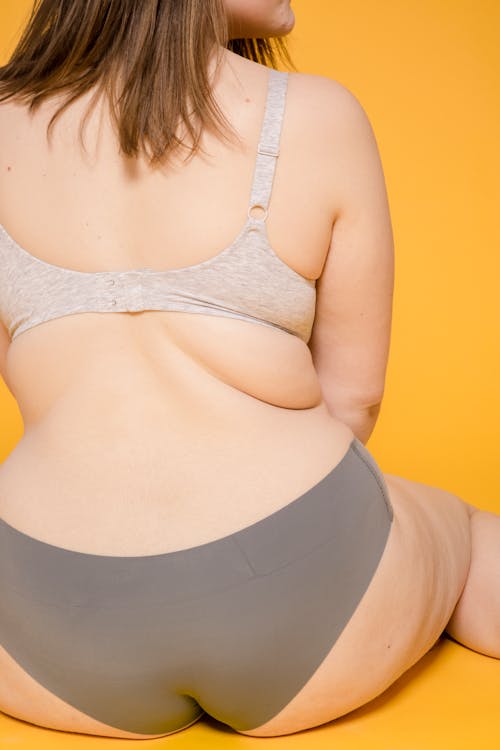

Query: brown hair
0;0;296;167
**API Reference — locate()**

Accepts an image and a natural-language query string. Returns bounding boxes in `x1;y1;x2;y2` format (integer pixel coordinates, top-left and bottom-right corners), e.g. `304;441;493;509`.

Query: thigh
237;469;472;737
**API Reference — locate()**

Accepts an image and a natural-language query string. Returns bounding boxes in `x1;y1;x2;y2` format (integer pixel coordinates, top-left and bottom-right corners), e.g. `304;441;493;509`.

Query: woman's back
0;50;354;554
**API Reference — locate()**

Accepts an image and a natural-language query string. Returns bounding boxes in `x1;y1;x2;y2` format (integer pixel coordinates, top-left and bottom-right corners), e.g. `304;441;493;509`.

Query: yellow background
0;3;499;748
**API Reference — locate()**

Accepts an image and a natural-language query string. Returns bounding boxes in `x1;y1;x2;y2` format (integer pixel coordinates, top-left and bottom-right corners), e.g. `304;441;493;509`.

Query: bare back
0;50;354;555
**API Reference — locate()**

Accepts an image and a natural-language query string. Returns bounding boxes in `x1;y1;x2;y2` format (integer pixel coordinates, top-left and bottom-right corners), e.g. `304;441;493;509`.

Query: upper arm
308;81;395;411
0;318;10;384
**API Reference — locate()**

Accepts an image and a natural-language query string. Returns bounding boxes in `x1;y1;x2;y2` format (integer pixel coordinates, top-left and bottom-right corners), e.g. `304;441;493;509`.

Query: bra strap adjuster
257;143;280;158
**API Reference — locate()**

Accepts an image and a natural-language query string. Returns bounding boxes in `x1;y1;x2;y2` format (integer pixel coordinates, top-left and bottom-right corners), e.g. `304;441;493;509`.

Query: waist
0;400;355;555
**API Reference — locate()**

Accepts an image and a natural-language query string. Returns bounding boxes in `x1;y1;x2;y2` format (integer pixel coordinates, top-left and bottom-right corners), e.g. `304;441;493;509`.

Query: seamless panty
0;437;394;735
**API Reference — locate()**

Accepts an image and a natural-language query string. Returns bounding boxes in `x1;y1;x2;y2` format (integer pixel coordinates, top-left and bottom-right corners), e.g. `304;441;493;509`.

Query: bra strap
247;69;289;221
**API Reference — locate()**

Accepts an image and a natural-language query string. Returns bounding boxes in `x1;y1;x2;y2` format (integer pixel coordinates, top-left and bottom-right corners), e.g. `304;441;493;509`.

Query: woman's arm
0;320;10;386
308;82;395;444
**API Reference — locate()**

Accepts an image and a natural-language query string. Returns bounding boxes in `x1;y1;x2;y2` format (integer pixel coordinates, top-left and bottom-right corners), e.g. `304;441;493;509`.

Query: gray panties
0;437;394;735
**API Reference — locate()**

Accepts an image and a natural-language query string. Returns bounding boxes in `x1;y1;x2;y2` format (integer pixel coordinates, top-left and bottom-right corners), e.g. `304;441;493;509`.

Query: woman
0;0;498;741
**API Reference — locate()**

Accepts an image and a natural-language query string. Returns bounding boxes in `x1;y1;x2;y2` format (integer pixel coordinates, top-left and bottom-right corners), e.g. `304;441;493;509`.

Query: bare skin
0;2;498;741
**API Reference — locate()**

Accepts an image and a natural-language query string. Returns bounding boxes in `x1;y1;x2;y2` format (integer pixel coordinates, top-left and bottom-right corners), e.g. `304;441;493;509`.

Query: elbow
321;386;385;416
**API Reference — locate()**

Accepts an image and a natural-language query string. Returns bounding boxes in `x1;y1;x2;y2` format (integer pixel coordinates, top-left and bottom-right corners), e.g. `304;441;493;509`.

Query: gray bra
0;68;316;343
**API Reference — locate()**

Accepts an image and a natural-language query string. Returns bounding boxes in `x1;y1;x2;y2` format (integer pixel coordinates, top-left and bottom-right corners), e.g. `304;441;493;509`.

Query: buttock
0;437;393;735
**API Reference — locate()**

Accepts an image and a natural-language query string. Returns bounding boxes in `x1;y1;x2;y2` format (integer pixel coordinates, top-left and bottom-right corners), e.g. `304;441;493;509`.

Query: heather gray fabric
0;437;394;735
0;68;316;343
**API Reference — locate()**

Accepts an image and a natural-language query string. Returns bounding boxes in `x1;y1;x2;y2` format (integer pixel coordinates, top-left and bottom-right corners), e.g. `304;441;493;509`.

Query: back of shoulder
288;71;375;147
287;72;381;214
